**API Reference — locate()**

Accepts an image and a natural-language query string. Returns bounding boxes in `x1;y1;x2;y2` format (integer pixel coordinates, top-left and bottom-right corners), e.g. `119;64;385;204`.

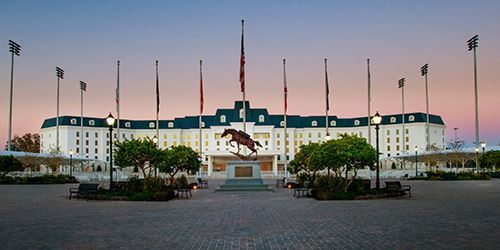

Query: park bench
197;178;208;189
293;181;311;198
385;181;411;198
276;177;286;188
175;184;192;199
69;183;99;200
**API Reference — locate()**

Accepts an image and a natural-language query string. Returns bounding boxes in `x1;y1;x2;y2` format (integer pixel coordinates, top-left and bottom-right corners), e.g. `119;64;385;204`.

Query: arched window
125;122;131;128
259;115;265;123
311;121;317;127
390;117;396;123
330;120;336;126
354;120;360;126
70;119;77;125
88;120;95;126
168;122;174;128
149;122;155;128
409;115;415;122
280;121;285;127
220;115;226;123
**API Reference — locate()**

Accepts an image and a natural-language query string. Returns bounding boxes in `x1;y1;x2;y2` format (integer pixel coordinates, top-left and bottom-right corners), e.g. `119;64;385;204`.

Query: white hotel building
40;101;446;176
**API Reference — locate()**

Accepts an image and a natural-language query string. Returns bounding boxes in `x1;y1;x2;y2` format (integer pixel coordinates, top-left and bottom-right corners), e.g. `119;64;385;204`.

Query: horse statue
221;128;263;160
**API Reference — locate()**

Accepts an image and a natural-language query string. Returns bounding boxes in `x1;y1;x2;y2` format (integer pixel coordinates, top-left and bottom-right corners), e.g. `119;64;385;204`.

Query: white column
207;156;213;176
273;155;278;176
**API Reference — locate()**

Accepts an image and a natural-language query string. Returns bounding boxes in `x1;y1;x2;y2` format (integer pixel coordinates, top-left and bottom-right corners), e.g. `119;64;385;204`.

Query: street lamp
414;146;419;177
69;150;73;176
371;111;382;193
106;113;116;192
55;67;64;151
152;136;158;177
421;64;430;151
325;133;331;141
7;40;21;151
480;142;486;169
475;147;480;173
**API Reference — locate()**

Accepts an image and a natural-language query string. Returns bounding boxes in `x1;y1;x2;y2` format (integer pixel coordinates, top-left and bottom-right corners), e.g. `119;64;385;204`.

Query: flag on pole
325;58;330;111
283;59;288;113
239;20;245;93
156;60;160;114
116;60;120;114
200;60;204;114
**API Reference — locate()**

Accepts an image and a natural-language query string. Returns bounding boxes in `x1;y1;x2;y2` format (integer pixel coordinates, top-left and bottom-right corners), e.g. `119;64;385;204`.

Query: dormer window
239;109;244;119
220;115;226;123
259;115;265;123
149;122;155;128
168;122;174;128
201;122;205;127
354;120;360;126
125;122;131;128
88;120;95;126
311;121;317;127
280;121;285;127
70;119;77;125
390;117;396;123
409;115;415;122
330;120;336;126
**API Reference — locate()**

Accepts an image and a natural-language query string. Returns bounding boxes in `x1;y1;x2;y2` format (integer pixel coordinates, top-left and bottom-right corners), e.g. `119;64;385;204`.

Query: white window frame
168;122;174;128
220;115;226;123
354;120;360;126
390;117;396;123
149;122;155;128
70;119;77;125
311;121;317;127
259;115;265;123
88;120;95;126
409;115;415;122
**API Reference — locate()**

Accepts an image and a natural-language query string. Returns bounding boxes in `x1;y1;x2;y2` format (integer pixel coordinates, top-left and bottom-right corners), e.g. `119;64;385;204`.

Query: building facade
40;101;446;176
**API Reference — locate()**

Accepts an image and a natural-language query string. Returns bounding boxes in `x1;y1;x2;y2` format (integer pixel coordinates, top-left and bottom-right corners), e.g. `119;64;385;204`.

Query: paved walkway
1;179;499;249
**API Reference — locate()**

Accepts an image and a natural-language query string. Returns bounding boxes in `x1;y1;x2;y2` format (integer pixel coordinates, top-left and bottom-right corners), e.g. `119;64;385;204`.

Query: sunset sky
0;0;499;148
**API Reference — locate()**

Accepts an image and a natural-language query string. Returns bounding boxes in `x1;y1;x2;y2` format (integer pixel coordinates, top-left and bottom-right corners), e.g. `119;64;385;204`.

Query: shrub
176;175;188;188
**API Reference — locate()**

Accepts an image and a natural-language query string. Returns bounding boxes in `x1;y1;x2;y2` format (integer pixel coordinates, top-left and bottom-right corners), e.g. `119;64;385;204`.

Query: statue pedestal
226;161;261;179
216;161;272;192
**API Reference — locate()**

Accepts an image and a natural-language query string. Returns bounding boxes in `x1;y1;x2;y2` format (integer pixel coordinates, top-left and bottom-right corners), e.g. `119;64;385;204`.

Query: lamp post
371;111;382;193
398;78;406;168
467;35;480;165
69;150;73;176
420;64;430;150
7;40;21;151
152;136;158;177
480;142;486;170
55;67;64;151
106;113;116;192
475;147;479;173
414;146;419;177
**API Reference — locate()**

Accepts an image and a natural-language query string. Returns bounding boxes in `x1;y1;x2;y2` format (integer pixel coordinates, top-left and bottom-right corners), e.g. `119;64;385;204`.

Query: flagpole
116;60;120;142
324;59;329;140
367;59;371;145
155;60;159;177
283;59;288;178
199;60;203;178
240;19;246;134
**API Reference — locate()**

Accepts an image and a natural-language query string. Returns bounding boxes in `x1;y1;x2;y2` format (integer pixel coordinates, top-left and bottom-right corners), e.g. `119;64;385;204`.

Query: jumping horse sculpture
221;128;263;160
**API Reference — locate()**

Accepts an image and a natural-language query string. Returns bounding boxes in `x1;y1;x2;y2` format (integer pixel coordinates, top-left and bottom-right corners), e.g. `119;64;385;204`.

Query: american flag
239;20;245;93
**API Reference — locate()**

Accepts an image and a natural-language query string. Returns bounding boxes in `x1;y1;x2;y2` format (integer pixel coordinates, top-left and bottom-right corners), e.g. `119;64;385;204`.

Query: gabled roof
41;100;445;130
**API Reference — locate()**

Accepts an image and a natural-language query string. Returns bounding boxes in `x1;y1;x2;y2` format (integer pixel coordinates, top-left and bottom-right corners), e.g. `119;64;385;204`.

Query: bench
385;181;411;198
69;183;99;200
175;184;192;199
276;177;286;188
293;181;311;198
197;178;208;189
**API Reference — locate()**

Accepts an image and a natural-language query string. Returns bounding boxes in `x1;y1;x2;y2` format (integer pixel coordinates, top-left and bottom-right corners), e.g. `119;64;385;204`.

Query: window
220;115;226;123
168;122;174;128
409;115;415;122
125;122;131;128
76;139;80;145
130;134;134;139
406;145;409;151
396;145;400;151
277;140;280;146
85;148;89;154
95;148;98;154
173;134;177;139
390;117;396;123
163;142;167;147
70;119;77;125
204;141;208;147
308;133;312;138
86;132;89;138
95;141;98;146
299;133;303;139
259;115;265;123
95;132;98;138
406;129;409;134
406;137;409;142
330;120;336;126
387;145;391;151
86;140;89;146
386;130;390;135
201;122;205;127
239;109;244;119
396;137;400;143
149;122;155;128
280;121;285;127
396;129;400;135
311;121;317;127
277;133;280;138
387;138;390;143
122;134;125;139
89;120;95;126
354;120;360;126
317;132;321;138
76;148;79;154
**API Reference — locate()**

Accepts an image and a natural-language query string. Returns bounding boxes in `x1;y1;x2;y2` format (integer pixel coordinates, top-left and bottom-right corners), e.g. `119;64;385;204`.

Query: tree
41;147;65;173
289;143;322;178
157;145;201;184
114;139;162;178
5;133;40;152
0;155;24;176
481;150;500;171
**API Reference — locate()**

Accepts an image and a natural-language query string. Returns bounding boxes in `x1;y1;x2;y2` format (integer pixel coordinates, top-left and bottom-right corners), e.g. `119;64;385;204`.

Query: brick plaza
1;180;499;249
